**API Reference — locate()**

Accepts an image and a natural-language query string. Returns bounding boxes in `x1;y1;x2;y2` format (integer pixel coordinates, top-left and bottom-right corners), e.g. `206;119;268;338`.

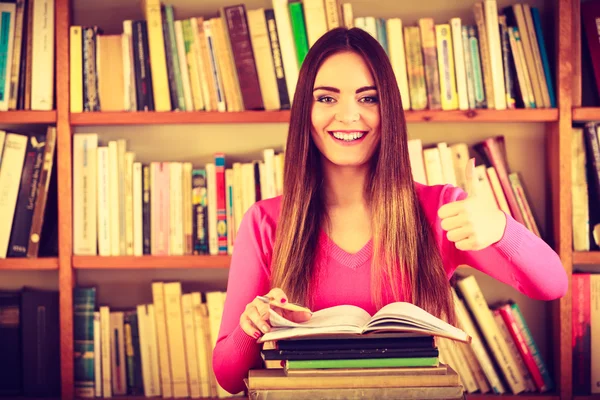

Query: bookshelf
0;0;582;398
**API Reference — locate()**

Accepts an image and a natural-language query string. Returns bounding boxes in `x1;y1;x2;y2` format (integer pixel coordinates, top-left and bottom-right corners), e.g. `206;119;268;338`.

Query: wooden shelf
72;255;231;269
573;252;600;265
573;397;600;400
0;257;59;270
466;395;559;400
69;109;558;126
0;110;57;124
573;107;600;121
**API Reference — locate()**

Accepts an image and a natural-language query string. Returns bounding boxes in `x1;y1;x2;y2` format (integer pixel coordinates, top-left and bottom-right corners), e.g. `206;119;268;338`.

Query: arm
442;186;568;301
212;204;273;394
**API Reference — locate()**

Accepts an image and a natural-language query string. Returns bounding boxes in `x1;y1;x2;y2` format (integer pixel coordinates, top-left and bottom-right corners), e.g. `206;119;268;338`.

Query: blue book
531;7;556;108
73;287;96;397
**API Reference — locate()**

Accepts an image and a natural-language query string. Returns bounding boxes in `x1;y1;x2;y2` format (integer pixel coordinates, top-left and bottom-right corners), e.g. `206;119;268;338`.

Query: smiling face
310;51;381;169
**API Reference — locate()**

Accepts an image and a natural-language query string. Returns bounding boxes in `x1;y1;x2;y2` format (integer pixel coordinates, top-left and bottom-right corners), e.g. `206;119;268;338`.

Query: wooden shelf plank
573;252;600;265
69;109;558;126
573;107;600;121
466;396;559;400
0;257;59;270
0;111;57;124
70;110;292;125
72;255;231;269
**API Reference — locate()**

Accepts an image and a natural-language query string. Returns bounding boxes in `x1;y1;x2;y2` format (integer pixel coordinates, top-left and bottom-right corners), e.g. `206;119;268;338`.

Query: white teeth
332;131;365;141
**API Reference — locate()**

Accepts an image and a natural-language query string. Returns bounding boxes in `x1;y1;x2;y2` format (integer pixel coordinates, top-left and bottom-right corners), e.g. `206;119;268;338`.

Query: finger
455;236;476;251
437;201;465;220
464;158;477;197
282;309;313;323
440;213;467;232
446;225;473;243
266;288;289;304
239;313;262;339
246;303;271;333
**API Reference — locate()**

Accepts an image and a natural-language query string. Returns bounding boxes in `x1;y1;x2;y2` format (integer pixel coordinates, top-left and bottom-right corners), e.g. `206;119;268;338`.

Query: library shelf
0;257;59;270
572;107;600;122
572;251;600;265
0;110;57;124
466;395;559;400
72;255;232;269
69;109;558;126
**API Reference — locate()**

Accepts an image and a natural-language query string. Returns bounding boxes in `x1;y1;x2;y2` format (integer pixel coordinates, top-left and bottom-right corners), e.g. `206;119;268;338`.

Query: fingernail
280;298;287;303
262;325;270;333
280;360;285;367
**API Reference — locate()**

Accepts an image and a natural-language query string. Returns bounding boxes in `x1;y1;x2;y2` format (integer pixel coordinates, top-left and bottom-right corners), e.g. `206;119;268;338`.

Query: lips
327;130;369;145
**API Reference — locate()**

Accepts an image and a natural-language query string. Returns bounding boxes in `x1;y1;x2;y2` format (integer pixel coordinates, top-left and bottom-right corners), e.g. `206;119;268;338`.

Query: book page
366;302;468;342
269;305;371;329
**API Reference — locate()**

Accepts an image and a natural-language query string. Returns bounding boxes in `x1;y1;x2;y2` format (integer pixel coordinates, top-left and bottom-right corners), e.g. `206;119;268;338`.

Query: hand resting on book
239;287;312;339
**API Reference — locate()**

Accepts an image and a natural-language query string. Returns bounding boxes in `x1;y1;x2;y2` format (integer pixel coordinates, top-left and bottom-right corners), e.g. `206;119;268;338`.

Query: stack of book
245;302;470;399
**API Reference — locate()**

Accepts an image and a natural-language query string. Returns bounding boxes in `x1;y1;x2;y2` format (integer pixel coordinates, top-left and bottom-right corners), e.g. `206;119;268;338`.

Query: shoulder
246;195;282;228
237;196;282;260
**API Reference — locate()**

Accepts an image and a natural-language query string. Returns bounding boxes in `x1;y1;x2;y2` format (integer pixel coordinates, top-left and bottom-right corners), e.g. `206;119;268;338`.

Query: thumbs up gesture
437;158;507;251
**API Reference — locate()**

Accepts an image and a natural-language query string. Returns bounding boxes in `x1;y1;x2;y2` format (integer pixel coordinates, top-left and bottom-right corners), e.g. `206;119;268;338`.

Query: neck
322;158;370;208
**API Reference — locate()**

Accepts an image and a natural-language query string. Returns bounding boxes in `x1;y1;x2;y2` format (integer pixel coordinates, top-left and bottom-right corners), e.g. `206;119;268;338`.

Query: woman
212;27;567;394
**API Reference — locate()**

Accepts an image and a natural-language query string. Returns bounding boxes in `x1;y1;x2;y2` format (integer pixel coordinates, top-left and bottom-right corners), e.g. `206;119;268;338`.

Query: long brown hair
270;27;455;324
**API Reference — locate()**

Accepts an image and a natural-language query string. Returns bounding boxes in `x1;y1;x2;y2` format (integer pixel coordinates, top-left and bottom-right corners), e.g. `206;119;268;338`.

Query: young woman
212;27;567;394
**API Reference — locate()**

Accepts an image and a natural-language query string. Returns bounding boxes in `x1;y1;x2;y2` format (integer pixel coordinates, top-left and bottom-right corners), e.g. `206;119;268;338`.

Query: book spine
192;169;208;254
142;164;151;255
530;7;555;107
70;26;83;112
265;9;290;109
288;2;309;67
72;134;98;256
30;0;54;110
8;132;47;257
142;0;171;111
435;24;458;110
573;274;591;394
82;26;100;111
468;26;486;108
418;18;441;110
8;0;25;110
162;5;185;110
473;2;494;109
73;288;96;398
404;26;427;110
215;154;228;255
498;15;517;109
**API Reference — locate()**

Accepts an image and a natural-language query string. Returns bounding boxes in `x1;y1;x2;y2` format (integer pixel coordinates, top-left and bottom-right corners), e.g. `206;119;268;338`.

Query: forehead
313;51;375;89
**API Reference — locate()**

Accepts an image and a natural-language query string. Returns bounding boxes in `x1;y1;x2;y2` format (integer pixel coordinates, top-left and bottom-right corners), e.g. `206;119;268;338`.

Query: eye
316;95;336;103
359;96;379;104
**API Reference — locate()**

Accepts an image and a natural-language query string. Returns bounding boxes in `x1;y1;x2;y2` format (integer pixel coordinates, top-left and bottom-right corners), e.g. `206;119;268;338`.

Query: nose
334;98;361;123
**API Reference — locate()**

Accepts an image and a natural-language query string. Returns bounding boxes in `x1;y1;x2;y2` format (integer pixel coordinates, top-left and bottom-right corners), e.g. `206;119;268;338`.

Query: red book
215;153;228;255
573;273;592;394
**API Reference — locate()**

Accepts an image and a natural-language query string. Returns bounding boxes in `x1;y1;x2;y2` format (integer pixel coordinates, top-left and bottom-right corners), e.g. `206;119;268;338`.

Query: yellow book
163;282;189;397
151;282;173;398
70;26;83;112
141;0;171;111
435;24;458;110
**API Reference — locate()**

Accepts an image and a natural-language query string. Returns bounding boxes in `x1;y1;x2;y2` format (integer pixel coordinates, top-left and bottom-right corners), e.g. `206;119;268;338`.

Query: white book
0;133;27;258
93;312;102;397
484;0;507;110
132;162;143;256
152;282;173;398
386;18;410;110
181;294;201;398
272;0;299;102
163;282;189;398
232;163;244;237
169;162;184;255
247;8;280;111
450;18;469;110
99;306;112;398
124;152;135;256
96;147;111;256
262;149;276;199
182;162;193;255
110;312;127;395
107;141;120;256
342;3;353;28
206;163;218;256
117;140;127;255
0;3;16;111
191;293;210;397
191;17;210;112
122;21;136;111
422;148;444;186
302;0;328;47
0;131;6;163
407;139;426;184
137;304;161;397
174;20;194;112
70;26;83;112
437;142;457;186
31;0;55;110
73;134;98;255
274;153;284;196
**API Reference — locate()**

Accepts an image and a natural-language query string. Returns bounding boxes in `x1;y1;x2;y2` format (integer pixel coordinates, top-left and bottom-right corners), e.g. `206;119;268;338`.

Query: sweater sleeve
440;185;568;301
212;203;274;395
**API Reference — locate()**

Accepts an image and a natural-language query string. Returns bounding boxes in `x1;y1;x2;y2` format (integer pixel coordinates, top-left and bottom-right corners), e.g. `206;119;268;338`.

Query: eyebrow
312;86;377;94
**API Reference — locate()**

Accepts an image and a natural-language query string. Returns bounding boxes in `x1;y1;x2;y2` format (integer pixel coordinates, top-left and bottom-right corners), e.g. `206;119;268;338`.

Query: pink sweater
212;183;567;394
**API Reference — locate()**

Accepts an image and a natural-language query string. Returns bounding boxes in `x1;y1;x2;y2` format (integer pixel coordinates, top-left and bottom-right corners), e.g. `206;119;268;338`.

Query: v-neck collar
318;230;373;269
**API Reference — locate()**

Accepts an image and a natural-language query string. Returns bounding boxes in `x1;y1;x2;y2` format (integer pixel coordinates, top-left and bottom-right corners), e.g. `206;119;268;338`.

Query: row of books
409;135;541;237
0;287;60;397
0;128;57;259
572;273;600;394
73;285;238;398
0;0;55;111
572;122;600;251
69;0;554;114
72;134;284;257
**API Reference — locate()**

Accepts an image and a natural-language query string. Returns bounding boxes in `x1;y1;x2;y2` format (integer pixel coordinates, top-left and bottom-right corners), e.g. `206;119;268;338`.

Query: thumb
464;158;477;197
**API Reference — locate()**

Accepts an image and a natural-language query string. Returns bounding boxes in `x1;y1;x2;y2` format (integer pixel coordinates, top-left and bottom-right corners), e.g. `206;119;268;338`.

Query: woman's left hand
437;158;507;251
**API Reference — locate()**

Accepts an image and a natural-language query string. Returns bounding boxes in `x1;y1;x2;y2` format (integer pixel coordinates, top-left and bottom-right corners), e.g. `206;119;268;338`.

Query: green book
288;2;309;67
286;357;439;369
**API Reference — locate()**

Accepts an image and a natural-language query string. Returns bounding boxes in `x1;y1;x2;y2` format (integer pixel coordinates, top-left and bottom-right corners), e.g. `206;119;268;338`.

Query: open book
258;302;470;343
